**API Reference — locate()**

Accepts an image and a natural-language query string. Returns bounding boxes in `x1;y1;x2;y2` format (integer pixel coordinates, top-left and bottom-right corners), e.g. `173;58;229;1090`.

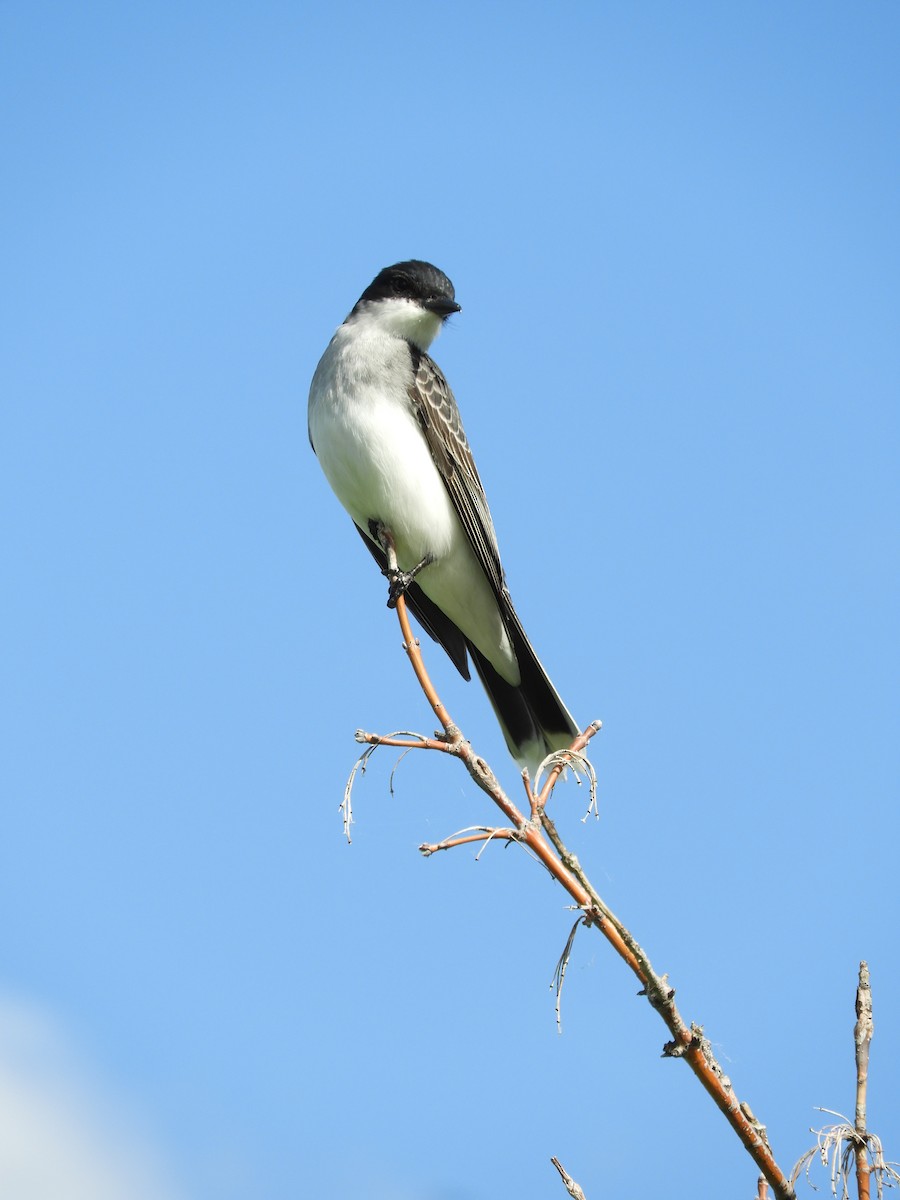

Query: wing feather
407;346;506;599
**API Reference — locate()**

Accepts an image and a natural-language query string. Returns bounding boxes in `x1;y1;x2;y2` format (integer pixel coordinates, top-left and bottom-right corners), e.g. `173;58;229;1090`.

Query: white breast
309;326;458;567
308;319;518;682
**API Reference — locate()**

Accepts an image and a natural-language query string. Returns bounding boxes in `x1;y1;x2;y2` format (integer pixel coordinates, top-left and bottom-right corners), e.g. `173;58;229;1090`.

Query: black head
353;260;461;317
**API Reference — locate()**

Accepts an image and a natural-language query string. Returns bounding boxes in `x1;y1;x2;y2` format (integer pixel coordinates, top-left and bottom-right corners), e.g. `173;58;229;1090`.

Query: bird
308;259;579;773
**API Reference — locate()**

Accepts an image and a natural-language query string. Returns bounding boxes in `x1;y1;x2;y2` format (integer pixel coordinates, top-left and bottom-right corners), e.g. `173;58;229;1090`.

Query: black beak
424;297;462;317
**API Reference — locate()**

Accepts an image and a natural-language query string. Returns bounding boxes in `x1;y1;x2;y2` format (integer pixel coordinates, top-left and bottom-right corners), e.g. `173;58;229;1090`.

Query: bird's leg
385;553;434;608
369;520;434;608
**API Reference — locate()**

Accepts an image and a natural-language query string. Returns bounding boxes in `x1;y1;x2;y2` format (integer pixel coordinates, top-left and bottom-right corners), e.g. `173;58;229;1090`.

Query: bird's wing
408;346;506;598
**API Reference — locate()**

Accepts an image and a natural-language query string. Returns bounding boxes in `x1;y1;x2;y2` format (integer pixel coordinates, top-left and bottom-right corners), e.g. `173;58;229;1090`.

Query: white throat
346;297;444;351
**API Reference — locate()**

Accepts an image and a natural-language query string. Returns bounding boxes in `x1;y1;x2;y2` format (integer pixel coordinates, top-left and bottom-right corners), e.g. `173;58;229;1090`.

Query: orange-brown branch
419;828;520;856
356;731;454;754
395;593;459;741
366;588;795;1198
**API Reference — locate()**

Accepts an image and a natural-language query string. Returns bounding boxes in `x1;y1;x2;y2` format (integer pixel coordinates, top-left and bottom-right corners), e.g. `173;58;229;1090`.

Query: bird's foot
385;553;434;608
368;521;433;608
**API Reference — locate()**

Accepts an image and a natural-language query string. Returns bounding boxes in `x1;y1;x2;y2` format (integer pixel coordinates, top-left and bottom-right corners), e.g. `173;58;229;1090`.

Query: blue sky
2;3;898;1197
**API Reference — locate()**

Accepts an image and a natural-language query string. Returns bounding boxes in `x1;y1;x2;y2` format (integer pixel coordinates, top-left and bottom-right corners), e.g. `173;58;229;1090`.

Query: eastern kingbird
308;260;579;772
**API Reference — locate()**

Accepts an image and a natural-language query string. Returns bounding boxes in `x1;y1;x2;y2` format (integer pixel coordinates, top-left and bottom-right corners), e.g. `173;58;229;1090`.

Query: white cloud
0;994;184;1200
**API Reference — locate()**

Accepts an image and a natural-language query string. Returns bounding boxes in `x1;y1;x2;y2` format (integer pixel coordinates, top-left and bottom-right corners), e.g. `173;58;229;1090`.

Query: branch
854;962;873;1200
351;588;796;1198
790;966;897;1200
537;812;787;1195
551;1156;587;1200
419;826;521;857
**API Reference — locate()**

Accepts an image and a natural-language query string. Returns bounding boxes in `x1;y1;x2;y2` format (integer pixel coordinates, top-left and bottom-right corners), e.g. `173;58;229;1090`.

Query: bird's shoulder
407;345;471;462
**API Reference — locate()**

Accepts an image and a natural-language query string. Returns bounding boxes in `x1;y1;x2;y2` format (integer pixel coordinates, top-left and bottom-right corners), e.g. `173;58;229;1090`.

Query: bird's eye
391;275;409;294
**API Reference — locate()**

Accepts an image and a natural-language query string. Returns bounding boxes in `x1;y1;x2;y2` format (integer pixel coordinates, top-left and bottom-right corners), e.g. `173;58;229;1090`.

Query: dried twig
791;967;899;1200
551;1156;587;1200
551;916;584;1033
341;741;379;843
791;1110;900;1200
343;731;441;842
533;745;601;820
855;962;874;1200
419;825;520;858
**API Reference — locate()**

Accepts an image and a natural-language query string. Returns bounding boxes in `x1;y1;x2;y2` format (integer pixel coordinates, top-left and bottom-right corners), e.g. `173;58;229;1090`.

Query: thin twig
343;730;454;841
355;729;455;754
341;741;382;842
533;744;601;820
551;1156;587;1200
551;917;584;1033
533;726;602;813
419;826;520;857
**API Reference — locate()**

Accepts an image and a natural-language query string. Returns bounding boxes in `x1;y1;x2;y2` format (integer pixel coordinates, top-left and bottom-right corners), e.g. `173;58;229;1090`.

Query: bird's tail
468;596;579;777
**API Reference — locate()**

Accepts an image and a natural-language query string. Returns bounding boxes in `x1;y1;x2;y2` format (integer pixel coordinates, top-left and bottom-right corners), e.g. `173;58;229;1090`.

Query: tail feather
469;593;579;774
